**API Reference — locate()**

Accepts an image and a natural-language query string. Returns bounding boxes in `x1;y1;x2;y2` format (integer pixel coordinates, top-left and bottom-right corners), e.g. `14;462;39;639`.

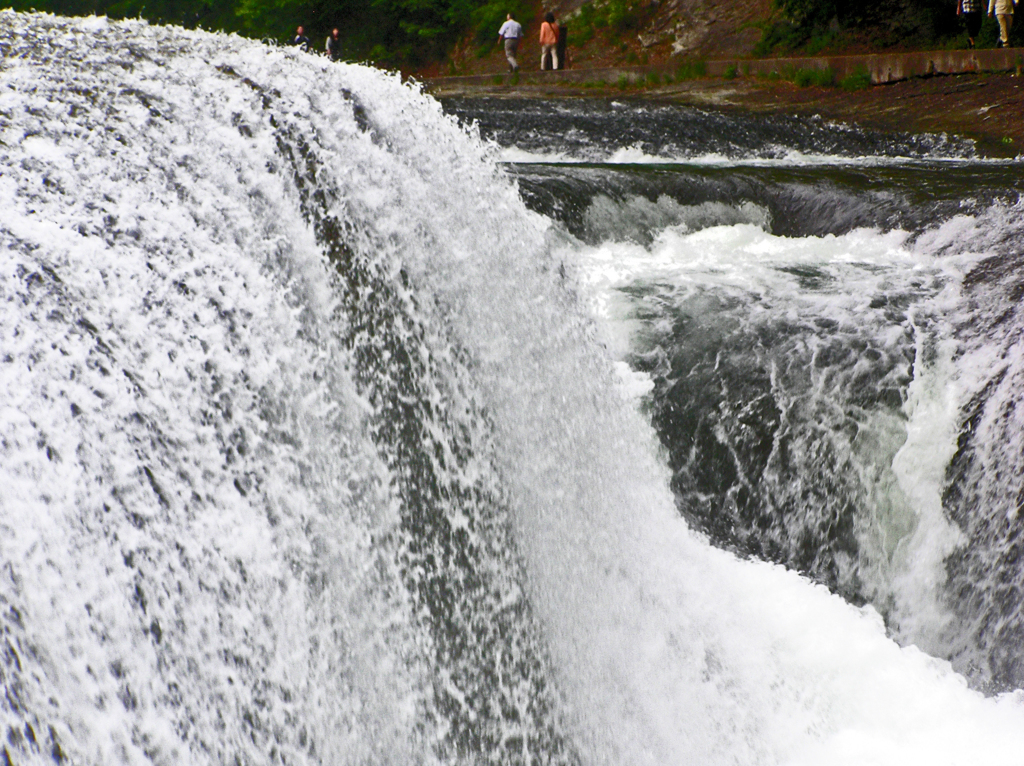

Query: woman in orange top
539;12;560;70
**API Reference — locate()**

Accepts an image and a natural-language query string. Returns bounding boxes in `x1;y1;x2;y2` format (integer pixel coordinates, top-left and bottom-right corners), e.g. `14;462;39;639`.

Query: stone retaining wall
423;47;1024;88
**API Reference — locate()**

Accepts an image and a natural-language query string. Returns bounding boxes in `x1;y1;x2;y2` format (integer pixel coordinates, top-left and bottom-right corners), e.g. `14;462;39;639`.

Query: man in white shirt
497;13;524;72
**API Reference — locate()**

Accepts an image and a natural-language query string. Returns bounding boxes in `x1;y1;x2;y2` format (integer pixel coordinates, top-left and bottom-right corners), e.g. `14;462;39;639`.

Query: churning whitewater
3;11;1024;766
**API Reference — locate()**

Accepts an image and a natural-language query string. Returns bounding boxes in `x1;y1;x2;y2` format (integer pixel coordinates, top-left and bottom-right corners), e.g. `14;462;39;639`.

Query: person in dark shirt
326;28;342;62
958;0;984;47
292;26;310;51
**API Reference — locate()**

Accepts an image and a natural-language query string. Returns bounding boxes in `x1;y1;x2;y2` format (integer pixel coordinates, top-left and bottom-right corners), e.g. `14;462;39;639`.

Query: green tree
764;0;965;52
10;0;237;29
8;0;537;64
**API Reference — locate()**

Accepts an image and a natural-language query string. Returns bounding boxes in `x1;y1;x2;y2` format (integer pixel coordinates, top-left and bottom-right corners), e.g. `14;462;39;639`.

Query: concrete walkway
423;46;1024;88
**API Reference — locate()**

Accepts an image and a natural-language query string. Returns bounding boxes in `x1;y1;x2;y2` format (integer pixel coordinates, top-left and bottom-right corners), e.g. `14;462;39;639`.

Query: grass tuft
839;66;872;90
674;59;708;80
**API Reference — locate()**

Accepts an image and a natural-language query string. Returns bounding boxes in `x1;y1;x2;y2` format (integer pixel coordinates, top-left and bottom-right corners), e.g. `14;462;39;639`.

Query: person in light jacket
988;0;1017;47
540;12;560;70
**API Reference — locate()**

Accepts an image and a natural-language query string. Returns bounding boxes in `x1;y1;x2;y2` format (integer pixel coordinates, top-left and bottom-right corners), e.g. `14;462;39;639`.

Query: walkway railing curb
422;47;1024;88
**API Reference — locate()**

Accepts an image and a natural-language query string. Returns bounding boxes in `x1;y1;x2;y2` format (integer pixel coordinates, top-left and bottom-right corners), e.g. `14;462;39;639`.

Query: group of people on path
291;26;344;62
288;11;564;71
958;0;1017;49
497;11;564;73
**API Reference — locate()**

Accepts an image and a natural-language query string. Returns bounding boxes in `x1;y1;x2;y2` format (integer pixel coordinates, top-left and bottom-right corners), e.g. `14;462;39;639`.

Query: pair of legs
541;43;559;70
995;12;1013;45
964;11;982;46
504;39;519;71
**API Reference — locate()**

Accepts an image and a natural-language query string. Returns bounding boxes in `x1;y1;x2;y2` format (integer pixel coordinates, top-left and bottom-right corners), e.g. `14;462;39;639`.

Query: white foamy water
570;222;952;355
536;219;1024;764
566;214;994;631
0;14;438;765
498;145;1023;168
4;12;1024;766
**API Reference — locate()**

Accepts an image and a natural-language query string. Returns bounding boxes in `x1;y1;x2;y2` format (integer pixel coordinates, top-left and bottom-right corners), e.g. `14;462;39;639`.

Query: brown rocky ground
424;72;1024;158
716;72;1024;158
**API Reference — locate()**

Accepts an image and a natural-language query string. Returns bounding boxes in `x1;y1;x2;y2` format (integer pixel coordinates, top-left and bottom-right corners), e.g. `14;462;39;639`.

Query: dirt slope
432;0;774;77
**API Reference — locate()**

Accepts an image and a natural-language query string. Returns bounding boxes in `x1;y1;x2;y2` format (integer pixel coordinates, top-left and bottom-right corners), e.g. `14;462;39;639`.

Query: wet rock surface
424;71;1024;158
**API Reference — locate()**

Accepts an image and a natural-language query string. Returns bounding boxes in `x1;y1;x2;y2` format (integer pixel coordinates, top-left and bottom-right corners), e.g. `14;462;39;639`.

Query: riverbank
422;49;1024;159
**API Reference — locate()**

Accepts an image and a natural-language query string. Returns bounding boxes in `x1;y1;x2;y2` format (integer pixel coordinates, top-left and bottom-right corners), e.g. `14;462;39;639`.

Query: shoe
997;39;1004;47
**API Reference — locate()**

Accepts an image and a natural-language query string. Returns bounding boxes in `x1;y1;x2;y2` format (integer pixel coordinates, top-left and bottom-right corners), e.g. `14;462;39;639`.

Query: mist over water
5;12;1024;766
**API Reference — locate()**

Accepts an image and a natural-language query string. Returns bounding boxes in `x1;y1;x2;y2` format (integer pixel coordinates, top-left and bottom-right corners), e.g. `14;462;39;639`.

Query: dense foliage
759;0;1022;53
10;0;238;31
8;0;534;63
570;0;655;46
10;0;1019;69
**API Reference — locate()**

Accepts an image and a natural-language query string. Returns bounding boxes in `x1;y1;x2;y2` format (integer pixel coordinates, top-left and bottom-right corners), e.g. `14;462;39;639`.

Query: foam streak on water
5;12;1024;766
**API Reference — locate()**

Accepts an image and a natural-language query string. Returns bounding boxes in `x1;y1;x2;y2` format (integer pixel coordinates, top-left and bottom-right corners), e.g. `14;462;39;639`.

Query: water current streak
942;236;1024;692
261;83;575;764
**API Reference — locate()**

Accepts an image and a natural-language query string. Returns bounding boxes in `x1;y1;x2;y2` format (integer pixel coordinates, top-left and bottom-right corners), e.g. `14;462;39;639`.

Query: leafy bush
804;29;839;53
758;0;968;56
813;66;836;85
570;0;652;47
753;20;813;54
793;66;835;86
674;59;708;80
29;0;239;30
470;0;532;46
840;66;872;90
793;68;813;86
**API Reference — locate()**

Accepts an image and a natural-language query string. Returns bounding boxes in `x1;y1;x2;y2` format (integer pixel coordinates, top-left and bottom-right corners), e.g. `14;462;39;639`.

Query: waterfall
4;11;1024;766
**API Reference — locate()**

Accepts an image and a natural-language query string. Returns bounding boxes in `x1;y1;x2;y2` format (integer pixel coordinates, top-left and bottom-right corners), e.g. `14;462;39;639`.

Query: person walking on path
958;0;984;47
497;13;523;72
989;0;1017;46
326;28;342;61
292;25;310;51
539;12;559;70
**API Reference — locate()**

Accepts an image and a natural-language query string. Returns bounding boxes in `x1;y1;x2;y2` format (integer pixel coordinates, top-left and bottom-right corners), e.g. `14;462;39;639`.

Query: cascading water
449;95;1024;699
4;11;1024;766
